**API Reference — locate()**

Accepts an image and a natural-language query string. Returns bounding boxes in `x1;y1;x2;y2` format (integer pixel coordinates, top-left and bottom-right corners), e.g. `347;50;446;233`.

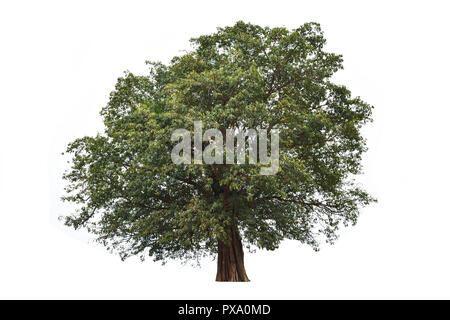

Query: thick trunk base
215;227;250;282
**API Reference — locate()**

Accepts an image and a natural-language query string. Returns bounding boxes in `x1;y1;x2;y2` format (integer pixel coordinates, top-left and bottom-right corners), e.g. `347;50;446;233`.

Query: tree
62;21;375;282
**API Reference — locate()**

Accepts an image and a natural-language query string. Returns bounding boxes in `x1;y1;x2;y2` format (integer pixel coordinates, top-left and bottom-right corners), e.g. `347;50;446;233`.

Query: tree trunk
215;226;250;282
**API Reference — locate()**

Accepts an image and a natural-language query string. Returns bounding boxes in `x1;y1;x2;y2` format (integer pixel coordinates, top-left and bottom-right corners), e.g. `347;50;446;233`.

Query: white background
1;0;449;299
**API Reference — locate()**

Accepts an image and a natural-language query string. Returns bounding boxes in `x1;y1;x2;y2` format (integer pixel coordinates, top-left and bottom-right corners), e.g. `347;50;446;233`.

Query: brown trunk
215;226;250;282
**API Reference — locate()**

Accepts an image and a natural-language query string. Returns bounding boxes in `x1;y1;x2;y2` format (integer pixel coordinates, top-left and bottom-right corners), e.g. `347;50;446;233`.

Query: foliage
62;21;375;263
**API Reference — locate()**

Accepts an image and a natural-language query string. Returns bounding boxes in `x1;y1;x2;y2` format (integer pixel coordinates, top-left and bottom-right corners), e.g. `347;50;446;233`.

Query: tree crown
63;21;375;263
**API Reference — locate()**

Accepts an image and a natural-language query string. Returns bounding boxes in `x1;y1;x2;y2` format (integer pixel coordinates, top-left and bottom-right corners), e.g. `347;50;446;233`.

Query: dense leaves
62;21;375;263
